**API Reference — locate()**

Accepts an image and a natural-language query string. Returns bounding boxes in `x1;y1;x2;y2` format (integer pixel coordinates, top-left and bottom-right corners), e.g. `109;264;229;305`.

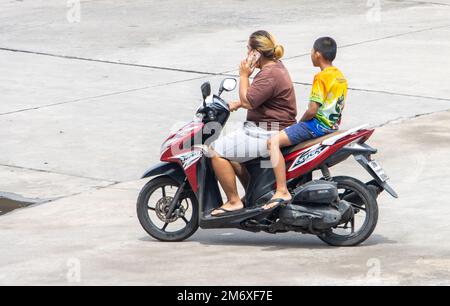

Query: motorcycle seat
281;131;344;155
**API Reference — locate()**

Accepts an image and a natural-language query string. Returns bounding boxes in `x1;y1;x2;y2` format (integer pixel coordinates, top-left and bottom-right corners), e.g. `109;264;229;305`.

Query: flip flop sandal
263;198;291;210
209;199;245;213
210;207;242;217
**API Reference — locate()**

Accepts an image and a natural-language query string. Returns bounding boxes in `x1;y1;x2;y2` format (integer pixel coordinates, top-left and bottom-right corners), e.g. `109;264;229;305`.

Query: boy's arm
300;74;324;122
300;102;320;122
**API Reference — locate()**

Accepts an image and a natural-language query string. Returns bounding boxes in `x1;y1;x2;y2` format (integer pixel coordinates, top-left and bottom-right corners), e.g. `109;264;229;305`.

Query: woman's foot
263;191;292;210
211;200;244;216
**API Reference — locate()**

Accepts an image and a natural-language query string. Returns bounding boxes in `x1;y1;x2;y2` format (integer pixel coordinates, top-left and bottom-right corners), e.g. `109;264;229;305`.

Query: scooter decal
288;145;326;172
176;151;203;170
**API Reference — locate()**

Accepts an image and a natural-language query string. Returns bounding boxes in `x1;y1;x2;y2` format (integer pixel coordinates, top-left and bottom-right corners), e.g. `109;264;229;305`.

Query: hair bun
249;31;284;60
273;44;285;60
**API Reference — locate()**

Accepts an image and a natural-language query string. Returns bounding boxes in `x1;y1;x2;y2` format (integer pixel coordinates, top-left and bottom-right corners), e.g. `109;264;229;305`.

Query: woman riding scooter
210;30;297;216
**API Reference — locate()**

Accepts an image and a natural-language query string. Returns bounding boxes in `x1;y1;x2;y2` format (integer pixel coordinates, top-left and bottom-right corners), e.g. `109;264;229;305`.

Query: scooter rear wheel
318;176;379;247
137;176;199;242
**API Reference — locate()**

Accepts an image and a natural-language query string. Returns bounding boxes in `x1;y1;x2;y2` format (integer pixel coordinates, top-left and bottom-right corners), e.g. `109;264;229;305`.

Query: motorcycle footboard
199;207;270;229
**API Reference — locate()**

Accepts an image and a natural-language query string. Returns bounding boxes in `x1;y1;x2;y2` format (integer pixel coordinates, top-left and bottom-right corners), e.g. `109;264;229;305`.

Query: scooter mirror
201;82;212;103
218;78;237;96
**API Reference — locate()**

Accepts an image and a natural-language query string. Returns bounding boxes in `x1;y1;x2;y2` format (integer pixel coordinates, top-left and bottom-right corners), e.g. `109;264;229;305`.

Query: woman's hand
228;101;242;112
239;60;255;78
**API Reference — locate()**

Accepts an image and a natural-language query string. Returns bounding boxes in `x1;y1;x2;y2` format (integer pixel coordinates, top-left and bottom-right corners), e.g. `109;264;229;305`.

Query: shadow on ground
139;231;397;250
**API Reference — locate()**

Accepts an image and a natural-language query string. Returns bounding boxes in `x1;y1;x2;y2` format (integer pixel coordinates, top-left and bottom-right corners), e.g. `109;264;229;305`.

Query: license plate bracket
368;160;389;182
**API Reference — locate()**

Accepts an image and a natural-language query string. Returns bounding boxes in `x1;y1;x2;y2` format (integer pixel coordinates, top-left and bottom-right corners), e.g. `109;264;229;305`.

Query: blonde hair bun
249;31;285;60
273;44;285;60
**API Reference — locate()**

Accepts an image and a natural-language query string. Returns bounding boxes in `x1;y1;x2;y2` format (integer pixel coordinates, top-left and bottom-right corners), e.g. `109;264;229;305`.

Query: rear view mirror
218;78;237;96
201;82;211;103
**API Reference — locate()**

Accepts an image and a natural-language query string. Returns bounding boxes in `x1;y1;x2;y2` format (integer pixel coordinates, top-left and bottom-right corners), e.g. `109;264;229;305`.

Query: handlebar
196;95;230;122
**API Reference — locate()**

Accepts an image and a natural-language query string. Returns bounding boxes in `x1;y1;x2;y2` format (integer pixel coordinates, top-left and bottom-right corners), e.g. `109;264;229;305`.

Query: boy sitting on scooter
264;37;348;209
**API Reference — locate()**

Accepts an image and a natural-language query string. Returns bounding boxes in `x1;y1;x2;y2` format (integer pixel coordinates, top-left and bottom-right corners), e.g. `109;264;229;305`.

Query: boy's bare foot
263;191;292;210
211;200;244;216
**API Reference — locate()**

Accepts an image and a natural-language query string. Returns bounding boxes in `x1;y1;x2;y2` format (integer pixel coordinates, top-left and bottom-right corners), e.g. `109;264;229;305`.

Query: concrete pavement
1;112;450;285
0;0;449;285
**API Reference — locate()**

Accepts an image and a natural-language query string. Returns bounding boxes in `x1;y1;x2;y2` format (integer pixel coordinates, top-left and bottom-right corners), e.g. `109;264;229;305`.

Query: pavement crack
293;81;450;102
0;23;448;116
42;181;123;203
375;108;450;127
400;0;450;7
0;74;213;116
347;87;450;102
0;181;124;215
286;24;450;60
0;163;119;184
1;23;448;76
0;47;219;76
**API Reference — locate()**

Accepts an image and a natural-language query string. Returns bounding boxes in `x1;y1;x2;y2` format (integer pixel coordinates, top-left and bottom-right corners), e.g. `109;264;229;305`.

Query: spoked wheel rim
329;186;369;238
319;177;378;246
144;183;195;235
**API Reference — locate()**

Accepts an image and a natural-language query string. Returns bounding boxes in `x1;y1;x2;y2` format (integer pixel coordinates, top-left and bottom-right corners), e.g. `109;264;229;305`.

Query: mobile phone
246;50;261;68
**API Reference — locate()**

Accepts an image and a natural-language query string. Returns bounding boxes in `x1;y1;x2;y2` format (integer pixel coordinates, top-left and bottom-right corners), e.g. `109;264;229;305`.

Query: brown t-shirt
246;61;297;130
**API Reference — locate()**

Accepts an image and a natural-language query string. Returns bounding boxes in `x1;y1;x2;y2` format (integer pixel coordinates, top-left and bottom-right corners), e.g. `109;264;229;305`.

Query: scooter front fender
141;162;186;184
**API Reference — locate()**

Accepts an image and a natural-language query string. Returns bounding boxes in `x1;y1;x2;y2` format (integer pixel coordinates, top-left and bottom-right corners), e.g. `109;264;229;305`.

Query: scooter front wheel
137;176;199;242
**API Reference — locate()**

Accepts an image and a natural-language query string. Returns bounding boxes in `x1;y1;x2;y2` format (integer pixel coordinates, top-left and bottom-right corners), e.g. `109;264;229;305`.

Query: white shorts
212;122;277;163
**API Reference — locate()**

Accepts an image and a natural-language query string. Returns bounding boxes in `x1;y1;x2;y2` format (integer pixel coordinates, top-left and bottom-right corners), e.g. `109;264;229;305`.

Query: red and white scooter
137;78;397;246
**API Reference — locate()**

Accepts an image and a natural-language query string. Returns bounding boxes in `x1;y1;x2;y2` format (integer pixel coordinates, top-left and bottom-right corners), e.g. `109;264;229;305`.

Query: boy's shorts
284;119;332;145
284;122;316;145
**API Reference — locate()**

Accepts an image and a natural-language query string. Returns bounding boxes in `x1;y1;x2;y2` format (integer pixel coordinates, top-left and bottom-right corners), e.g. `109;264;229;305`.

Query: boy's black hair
313;37;337;62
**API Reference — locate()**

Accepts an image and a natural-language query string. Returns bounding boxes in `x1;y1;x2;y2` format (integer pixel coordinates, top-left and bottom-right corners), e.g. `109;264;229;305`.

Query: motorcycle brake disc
155;197;187;223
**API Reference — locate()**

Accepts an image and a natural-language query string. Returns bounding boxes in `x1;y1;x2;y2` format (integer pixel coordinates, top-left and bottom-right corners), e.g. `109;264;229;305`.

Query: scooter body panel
141;162;186;184
284;129;374;181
